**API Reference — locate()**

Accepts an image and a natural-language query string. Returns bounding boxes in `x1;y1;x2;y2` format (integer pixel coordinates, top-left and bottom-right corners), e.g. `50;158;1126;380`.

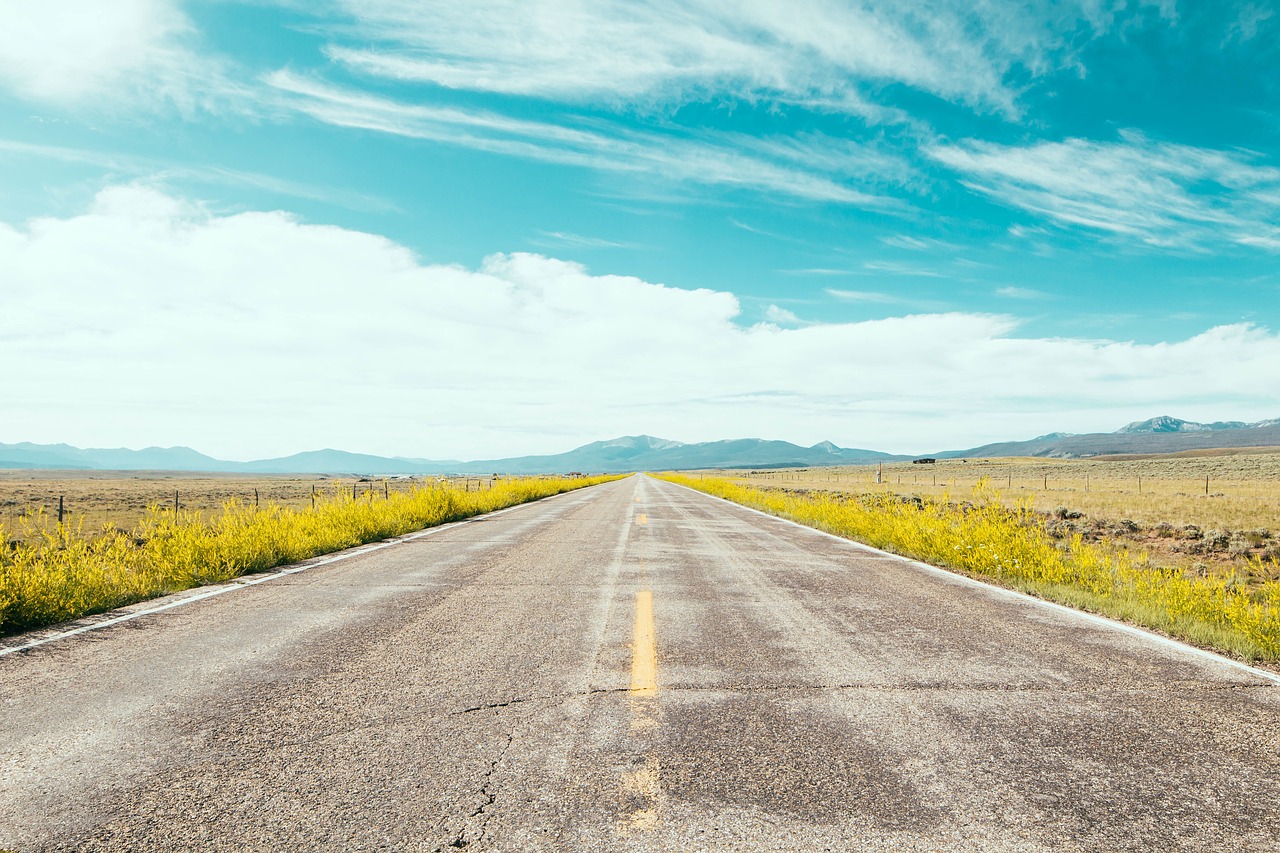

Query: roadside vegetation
0;475;620;636
660;474;1280;662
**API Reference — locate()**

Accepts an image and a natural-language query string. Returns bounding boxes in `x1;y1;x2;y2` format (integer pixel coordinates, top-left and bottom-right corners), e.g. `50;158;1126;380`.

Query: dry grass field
663;473;1280;661
0;470;499;545
716;448;1280;586
1;473;617;635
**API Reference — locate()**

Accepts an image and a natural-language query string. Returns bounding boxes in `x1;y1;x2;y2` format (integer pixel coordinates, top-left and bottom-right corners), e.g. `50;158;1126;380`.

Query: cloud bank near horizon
4;186;1278;460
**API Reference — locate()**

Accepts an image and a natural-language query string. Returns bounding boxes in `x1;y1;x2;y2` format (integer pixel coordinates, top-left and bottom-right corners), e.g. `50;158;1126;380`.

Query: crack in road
447;731;514;850
453;678;1275;717
230;676;1277;757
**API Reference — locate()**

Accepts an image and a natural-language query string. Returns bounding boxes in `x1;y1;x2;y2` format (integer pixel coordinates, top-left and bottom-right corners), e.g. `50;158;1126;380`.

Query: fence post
174;490;179;514
254;488;259;507
58;495;64;524
311;484;316;510
384;479;389;500
1205;475;1209;495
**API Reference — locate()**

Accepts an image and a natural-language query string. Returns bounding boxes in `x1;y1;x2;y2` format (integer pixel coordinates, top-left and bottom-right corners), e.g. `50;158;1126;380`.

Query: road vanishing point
2;475;1278;851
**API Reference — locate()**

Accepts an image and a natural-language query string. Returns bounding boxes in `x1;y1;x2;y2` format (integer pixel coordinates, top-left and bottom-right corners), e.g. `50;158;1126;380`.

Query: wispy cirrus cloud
0;138;397;213
879;234;959;251
862;260;944;277
324;0;1173;118
996;286;1051;299
929;131;1280;252
532;231;641;250
268;71;906;207
825;288;906;304
779;268;857;276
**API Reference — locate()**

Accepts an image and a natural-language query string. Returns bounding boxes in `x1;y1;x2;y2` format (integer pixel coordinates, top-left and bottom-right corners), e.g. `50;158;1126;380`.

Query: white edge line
651;475;1280;686
0;485;600;659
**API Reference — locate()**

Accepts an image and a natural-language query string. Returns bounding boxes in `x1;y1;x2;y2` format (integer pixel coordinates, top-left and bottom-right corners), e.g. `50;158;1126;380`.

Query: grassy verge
1;475;622;636
659;474;1280;663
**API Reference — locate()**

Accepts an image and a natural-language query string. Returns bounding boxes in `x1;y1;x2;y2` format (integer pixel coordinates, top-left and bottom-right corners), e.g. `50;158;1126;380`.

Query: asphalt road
1;474;1278;851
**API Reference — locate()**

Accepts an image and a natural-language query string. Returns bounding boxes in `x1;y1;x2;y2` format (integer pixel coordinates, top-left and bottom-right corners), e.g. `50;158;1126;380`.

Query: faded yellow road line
630;589;657;696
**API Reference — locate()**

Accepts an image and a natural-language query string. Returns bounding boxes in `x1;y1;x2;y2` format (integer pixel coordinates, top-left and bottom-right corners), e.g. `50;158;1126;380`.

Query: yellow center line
630;589;658;696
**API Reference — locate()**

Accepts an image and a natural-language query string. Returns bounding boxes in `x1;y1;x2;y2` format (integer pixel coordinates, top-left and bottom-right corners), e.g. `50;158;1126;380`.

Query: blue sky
2;1;1279;460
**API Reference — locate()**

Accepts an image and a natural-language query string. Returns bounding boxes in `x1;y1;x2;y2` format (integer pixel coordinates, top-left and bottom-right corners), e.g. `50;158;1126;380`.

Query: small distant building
912;458;937;465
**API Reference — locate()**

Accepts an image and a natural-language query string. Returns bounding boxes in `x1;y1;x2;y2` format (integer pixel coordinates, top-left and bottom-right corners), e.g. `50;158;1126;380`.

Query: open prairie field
0;472;616;635
0;470;497;544
713;448;1280;585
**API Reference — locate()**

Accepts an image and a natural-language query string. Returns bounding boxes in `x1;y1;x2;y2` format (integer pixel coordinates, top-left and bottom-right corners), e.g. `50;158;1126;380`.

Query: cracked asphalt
1;474;1278;851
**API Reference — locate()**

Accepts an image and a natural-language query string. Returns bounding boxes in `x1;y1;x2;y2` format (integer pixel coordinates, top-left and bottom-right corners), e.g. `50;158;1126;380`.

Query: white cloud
879;234;959;251
533;231;640;250
863;260;943;277
995;286;1050;299
4;186;1279;459
324;0;1171;117
0;0;241;110
0;138;397;213
826;288;906;304
764;304;801;325
780;268;856;276
929;132;1280;252
268;72;903;206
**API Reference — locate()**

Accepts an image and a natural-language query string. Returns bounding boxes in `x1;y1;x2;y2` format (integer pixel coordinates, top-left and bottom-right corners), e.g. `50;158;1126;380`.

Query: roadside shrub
0;476;620;635
660;474;1280;662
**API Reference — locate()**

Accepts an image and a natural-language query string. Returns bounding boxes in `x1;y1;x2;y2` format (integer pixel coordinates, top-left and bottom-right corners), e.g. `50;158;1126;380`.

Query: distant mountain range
938;416;1280;460
0;435;893;474
3;416;1279;474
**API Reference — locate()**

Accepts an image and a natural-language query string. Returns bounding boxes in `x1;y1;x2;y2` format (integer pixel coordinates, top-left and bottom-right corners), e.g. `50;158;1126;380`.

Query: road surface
1;474;1277;851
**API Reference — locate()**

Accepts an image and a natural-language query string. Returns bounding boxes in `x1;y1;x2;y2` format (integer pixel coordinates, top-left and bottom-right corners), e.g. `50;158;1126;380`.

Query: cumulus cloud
764;305;802;326
0;0;241;110
4;186;1279;459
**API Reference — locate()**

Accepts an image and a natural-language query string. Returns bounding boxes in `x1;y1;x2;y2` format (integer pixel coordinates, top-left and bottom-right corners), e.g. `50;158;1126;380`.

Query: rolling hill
4;415;1279;474
938;416;1280;459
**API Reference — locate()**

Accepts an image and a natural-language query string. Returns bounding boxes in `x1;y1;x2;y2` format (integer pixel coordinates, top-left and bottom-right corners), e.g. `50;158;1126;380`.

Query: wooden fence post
58;495;64;524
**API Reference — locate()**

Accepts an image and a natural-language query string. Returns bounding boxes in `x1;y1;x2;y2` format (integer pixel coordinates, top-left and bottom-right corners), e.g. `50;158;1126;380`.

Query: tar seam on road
656;476;1280;686
0;487;593;660
630;589;658;696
